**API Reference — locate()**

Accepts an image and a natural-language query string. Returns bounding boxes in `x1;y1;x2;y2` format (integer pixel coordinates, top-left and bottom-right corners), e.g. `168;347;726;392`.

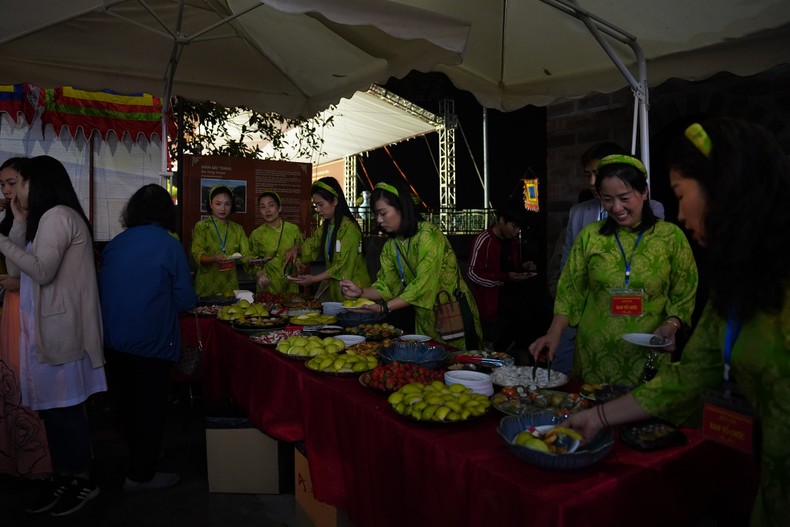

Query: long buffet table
181;316;758;527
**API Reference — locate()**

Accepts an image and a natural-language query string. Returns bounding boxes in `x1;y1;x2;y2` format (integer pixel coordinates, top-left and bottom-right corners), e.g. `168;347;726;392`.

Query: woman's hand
257;273;270;290
296;274;317;286
653;318;680;353
283;247;299;265
10;197;26;219
340;279;361;298
0;274;20;292
528;333;560;363
562;408;604;443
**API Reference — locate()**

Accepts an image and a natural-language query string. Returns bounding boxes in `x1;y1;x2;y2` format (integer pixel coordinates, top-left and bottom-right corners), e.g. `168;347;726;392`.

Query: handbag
434;289;465;341
176;312;204;377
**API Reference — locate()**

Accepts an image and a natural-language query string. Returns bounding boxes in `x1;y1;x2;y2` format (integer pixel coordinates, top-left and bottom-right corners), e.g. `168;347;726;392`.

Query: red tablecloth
180;317;758;527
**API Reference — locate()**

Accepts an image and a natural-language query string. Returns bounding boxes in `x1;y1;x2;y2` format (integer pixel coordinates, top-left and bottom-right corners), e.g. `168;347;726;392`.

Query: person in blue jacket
99;184;197;494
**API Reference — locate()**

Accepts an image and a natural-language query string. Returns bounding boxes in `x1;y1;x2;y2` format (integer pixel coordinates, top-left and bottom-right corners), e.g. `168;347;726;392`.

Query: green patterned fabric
190;217;249;297
300;216;370;302
248;220;303;295
555;219;698;385
632;287;790;527
372;221;482;350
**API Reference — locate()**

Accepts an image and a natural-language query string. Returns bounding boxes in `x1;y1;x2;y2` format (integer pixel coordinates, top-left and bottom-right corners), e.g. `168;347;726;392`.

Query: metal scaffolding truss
438;98;457;230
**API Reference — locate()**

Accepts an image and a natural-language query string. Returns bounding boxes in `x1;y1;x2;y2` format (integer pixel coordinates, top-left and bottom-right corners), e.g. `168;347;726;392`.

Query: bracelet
596;404;610;428
663;317;682;330
380;301;390;315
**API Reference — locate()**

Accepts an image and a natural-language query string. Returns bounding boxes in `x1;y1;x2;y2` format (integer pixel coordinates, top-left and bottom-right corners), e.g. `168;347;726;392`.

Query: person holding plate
283;177;370;301
340;180;483;351
247;191;303;296
529;154;698;386
190;184;249;298
565;117;790;527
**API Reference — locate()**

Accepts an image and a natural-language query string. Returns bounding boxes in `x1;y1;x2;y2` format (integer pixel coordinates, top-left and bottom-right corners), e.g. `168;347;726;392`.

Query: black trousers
105;349;172;482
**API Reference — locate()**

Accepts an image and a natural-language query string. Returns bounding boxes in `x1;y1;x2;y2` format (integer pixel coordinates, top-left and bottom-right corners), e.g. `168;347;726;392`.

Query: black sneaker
26;476;70;514
48;478;100;517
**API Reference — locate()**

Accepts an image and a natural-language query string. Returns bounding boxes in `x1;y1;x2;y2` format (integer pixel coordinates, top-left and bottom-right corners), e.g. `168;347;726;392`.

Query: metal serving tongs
532;350;552;383
453;355;509;368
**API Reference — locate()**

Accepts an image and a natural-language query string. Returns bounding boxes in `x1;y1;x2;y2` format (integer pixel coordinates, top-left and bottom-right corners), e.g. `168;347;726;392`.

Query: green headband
685;123;712;158
374;182;399;197
260;190;281;205
314;180;338;197
597;154;648;177
209;184;232;197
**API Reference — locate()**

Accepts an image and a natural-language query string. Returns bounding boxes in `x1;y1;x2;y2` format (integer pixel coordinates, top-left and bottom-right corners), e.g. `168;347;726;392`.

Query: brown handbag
434;289;465;341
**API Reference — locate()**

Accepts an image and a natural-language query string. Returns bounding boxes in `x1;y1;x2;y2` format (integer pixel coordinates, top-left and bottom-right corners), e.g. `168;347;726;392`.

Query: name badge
609;287;644;316
700;388;755;454
218;260;235;272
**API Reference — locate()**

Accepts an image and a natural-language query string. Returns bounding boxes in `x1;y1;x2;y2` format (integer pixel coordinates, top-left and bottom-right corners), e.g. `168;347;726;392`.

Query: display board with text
182;155;312;254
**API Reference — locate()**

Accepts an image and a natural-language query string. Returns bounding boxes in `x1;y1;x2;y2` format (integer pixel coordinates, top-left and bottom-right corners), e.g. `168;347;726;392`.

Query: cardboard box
294;448;354;527
205;425;293;494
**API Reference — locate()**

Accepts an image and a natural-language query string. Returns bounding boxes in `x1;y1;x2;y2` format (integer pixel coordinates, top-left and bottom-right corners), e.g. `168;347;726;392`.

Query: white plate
621;333;673;348
399;334;431;343
284;275;306;282
227;254;244;261
490;366;569;389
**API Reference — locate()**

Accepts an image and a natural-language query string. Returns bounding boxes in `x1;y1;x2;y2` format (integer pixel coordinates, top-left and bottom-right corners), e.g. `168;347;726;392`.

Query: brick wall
545;63;790;258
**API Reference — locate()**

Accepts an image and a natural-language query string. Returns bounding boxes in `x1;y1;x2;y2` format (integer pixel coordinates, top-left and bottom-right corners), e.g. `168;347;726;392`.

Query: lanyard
723;314;742;391
394;239;411;290
614;231;644;287
325;222;334;260
211;217;229;254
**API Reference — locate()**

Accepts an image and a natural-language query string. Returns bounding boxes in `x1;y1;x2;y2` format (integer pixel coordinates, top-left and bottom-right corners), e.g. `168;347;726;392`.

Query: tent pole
540;0;651;189
483;107;490;208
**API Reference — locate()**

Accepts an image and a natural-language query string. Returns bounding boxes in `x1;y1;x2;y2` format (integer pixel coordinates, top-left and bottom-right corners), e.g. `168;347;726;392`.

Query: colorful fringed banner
41;86;174;142
523;178;539;212
0;84;40;125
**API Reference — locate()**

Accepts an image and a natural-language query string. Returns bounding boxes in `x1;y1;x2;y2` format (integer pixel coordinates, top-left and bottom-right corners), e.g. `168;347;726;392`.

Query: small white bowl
336;334;366;347
444;370;493;396
322;301;346;315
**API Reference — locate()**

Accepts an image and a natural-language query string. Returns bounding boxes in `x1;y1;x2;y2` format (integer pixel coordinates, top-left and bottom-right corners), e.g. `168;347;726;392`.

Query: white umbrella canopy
0;0;470;118
394;0;790;111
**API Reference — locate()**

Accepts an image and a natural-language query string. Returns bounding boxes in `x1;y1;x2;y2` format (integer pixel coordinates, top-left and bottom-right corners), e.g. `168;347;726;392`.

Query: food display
512;425;582;454
216;299;268;322
289;312;337;326
275;335;345;358
579;383;632;403
249;329;303;347
491;385;587;417
305;352;378;374
342;298;376;309
386;381;491;423
447;350;515;371
192;305;222;316
361;362;445;392
344;339;392;358
345;323;403;340
284;296;323;310
490;366;568;388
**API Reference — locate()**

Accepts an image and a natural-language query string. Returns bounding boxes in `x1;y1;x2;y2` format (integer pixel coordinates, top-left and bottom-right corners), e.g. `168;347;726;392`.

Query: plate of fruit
305;352;378;375
578;383;632;403
386;381;491;424
249;329;303;347
346;323;403;341
273;334;345;360
359;362;445;393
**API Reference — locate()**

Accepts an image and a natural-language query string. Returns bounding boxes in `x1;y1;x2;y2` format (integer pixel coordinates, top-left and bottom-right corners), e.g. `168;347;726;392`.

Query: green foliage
172;97;334;160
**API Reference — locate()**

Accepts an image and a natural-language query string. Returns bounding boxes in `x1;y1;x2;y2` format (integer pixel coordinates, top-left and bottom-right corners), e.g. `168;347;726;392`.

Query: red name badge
610;295;643;316
218;260;235;272
701;392;754;454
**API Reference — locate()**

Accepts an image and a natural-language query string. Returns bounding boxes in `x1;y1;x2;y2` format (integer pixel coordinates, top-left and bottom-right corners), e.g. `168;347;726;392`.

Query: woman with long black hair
0;155;105;517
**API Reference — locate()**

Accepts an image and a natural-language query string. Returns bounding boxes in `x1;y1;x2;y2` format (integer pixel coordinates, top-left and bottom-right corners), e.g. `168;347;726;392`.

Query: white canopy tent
258;85;442;165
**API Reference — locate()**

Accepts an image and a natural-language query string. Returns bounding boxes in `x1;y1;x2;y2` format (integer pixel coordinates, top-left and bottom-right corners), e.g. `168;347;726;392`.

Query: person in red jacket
468;201;536;352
